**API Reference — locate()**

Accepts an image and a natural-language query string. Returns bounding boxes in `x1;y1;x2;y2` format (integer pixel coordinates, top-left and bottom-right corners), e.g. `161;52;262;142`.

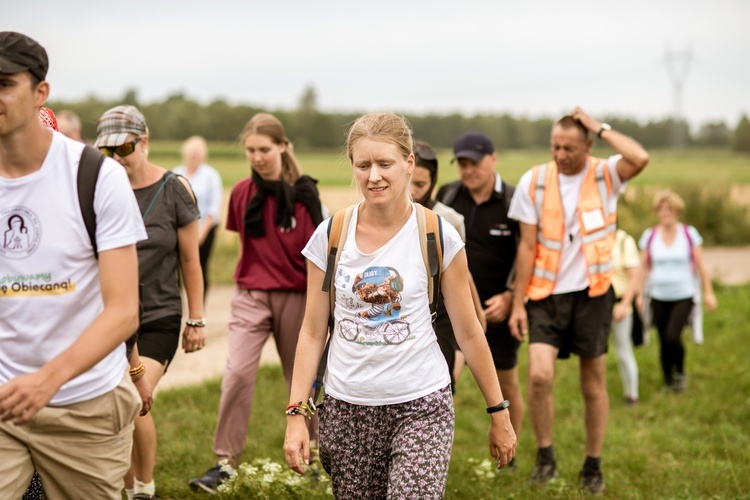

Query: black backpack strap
436;180;461;207
77;145;106;259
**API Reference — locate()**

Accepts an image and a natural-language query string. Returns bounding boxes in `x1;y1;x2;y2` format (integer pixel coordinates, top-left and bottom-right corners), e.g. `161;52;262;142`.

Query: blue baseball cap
356;267;393;287
453;131;495;163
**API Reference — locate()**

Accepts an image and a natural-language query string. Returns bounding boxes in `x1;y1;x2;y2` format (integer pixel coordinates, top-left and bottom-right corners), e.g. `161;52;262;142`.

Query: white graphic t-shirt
0;132;146;405
303;203;463;405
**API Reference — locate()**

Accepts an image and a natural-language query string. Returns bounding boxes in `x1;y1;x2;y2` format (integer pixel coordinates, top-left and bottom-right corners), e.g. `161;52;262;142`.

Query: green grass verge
149;144;750;189
154;143;750;285
151;283;750;499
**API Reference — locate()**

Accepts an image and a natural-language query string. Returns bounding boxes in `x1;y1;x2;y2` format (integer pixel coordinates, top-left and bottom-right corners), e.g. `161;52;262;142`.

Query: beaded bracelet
285;399;316;419
129;361;146;382
186;318;206;328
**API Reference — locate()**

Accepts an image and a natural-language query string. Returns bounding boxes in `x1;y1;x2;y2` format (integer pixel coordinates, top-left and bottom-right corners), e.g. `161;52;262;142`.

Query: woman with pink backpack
637;190;717;392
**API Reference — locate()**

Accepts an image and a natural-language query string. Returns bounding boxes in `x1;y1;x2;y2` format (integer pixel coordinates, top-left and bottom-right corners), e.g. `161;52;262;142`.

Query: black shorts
137;314;182;369
527;286;615;359
486;322;521;370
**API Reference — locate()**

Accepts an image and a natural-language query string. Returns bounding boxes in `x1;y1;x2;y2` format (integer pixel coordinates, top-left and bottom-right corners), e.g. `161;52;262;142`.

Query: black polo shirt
436;175;518;304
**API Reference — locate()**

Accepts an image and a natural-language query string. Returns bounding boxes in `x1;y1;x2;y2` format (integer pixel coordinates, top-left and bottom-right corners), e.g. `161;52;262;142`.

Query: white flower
262;461;283;474
285;475;303;487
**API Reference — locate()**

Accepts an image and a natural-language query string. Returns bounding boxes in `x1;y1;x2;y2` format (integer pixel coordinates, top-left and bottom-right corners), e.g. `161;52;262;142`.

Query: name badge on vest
581;208;605;232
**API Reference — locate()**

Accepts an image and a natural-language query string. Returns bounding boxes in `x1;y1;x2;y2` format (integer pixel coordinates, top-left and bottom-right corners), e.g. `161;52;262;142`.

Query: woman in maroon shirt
189;113;323;493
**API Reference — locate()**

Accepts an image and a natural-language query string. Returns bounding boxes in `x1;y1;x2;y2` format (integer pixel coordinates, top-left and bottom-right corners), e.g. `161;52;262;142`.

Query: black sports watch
486;400;511;414
597;123;612;138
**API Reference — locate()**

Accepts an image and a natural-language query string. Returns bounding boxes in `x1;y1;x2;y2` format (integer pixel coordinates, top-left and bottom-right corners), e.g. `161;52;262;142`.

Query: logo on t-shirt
0;207;41;260
338;266;412;346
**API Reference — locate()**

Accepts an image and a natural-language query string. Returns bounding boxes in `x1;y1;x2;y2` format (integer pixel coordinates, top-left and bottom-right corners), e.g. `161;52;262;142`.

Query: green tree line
47;87;750;151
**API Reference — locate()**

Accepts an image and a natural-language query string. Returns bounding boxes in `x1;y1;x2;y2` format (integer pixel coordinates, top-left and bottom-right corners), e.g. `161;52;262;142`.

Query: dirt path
158;245;750;391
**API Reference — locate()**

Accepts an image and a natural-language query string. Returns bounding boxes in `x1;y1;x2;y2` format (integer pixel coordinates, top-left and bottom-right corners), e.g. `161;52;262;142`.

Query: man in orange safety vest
508;107;649;494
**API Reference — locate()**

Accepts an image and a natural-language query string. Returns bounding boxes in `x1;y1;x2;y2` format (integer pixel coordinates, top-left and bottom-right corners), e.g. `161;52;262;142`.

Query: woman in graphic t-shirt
284;112;516;498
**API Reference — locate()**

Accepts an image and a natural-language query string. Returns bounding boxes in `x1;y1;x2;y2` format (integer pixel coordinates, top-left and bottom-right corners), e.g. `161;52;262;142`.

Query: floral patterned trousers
319;385;454;499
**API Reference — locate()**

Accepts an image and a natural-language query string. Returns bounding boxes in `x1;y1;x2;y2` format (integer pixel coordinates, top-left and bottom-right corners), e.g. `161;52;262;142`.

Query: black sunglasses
99;138;142;158
414;147;437;162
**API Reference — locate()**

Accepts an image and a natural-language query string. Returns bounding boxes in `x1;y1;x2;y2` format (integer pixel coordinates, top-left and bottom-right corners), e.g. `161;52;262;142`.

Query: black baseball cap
0;32;49;81
453;131;495;163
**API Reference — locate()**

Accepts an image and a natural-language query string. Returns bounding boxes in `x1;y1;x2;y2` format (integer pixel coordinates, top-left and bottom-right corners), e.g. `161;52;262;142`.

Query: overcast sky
5;0;749;128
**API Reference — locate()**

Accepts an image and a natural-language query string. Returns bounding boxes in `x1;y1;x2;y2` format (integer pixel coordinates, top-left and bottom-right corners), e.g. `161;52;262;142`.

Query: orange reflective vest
526;157;616;300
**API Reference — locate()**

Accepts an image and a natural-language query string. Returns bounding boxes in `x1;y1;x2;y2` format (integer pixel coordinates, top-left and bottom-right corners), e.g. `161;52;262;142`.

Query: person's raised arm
508;222;536;341
0;245;140;424
571;106;650;182
177;219;206;353
284;260;331;475
442;249;516;468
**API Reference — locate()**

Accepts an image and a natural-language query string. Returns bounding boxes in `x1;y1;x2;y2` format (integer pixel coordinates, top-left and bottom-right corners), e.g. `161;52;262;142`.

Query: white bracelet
186;318;206;328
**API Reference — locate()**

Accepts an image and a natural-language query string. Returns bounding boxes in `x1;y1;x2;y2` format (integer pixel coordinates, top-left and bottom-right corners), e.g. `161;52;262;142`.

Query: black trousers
651;298;693;384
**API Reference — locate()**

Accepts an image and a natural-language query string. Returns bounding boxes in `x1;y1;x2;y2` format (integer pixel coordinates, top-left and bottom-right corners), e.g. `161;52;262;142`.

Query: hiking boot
189;464;233;494
671;373;687;392
580;468;606;494
530;459;558;485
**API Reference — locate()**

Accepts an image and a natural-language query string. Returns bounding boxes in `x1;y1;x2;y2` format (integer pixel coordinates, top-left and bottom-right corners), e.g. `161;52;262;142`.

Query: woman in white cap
95;105;205;500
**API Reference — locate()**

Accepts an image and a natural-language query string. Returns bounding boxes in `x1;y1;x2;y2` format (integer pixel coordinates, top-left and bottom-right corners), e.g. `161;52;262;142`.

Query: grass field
149;142;750;189
150;283;750;499
148;142;750;285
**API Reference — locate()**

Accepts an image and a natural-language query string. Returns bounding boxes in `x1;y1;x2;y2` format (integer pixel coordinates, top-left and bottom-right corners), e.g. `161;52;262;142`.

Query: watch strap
486;400;510;414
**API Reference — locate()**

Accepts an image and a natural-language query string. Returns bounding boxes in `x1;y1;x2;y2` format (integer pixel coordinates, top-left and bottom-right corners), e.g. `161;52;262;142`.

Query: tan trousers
0;372;140;499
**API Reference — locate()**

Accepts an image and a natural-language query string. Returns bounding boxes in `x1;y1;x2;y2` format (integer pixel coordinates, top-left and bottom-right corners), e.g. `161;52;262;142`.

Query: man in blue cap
435;131;523;466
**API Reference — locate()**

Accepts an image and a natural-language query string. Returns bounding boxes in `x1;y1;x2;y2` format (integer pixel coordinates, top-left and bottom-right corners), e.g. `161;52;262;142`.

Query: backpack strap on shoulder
682;224;696;273
315;204;355;403
438;181;461;208
417;204;443;316
77;145;106;259
142;172;175;220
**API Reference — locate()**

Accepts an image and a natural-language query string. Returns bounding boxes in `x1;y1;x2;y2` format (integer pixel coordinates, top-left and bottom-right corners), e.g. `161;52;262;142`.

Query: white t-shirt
173;163;223;230
303;203;462;405
0;132;147;405
508;155;626;295
639;224;702;301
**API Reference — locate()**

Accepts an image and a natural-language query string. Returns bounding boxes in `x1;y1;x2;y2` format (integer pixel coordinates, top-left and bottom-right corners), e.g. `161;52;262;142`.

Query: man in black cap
0;32;148;498
435;131;523;464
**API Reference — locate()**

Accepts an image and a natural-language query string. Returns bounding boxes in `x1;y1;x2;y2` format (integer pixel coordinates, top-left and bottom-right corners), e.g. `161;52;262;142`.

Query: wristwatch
597;123;612;138
486;400;511;414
